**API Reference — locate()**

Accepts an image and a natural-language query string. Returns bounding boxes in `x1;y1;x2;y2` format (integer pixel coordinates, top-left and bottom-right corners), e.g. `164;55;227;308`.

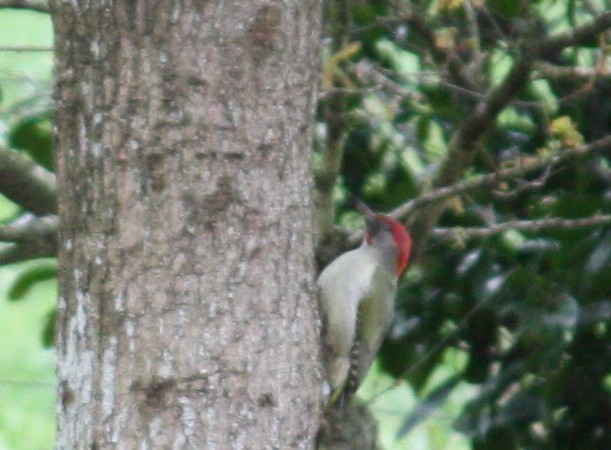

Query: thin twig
395;135;611;218
0;46;53;52
0;89;51;119
405;10;611;260
353;61;425;102
401;9;477;93
0;0;49;13
403;53;533;260
463;0;482;63
318;85;382;100
0;378;54;387
492;165;553;200
478;2;509;44
432;214;611;239
346;134;611;245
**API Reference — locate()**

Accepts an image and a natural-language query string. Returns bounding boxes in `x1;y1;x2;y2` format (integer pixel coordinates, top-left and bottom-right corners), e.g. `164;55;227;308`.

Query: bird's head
355;200;412;276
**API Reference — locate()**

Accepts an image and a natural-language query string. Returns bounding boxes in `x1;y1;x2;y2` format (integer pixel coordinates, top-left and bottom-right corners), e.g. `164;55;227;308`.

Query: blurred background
0;7;55;450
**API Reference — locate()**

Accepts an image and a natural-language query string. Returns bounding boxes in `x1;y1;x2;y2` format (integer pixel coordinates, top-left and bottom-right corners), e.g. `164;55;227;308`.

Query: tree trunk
51;1;323;448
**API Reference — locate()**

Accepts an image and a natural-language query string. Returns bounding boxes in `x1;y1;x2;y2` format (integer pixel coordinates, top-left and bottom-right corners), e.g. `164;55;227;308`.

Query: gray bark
51;1;323;448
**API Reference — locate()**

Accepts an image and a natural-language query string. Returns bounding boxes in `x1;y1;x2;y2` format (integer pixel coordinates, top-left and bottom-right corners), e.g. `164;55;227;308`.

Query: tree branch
401;8;477;92
0;240;56;265
432;214;611;239
407;53;535;259
0;0;49;13
0;215;58;265
396;135;611;218
0;215;58;243
463;0;482;64
402;10;611;260
0;378;54;387
0;46;53;52
345;134;611;245
314;0;351;256
353;61;424;102
536;11;611;58
535;61;610;81
0;147;57;215
322;9;611;262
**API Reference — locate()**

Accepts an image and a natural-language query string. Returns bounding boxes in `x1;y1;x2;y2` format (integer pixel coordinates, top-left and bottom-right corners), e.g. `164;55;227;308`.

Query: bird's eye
366;217;388;236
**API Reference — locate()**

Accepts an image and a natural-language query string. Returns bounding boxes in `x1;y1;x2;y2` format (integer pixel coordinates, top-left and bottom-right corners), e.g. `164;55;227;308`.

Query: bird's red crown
376;215;412;276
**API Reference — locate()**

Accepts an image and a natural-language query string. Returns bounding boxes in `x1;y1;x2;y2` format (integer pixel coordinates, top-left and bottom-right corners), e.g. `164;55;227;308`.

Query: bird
318;200;412;408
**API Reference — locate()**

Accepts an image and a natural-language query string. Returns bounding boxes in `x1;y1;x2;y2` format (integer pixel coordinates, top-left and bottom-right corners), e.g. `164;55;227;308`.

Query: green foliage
41;308;55;348
0;264;56;450
8;261;57;349
397;374;461;438
8;262;57;301
318;0;611;448
8;113;54;171
0;9;55;450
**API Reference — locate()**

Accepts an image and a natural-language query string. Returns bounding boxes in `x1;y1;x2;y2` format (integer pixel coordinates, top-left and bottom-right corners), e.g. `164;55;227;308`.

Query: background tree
1;0;610;449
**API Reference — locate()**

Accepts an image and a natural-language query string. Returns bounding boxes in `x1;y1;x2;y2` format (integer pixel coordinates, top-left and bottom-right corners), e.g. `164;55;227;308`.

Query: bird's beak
353;198;375;218
352;198;377;244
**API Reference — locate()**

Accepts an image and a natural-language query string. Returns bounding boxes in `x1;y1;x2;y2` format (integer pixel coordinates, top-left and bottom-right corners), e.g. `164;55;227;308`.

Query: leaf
488;0;525;17
455;362;526;435
396;374;461;439
351;2;387;26
42;309;56;348
456;249;482;277
434;27;457;51
541;293;579;332
8;115;54;171
437;0;464;12
322;42;361;90
579;301;611;325
497;391;544;427
464;347;492;383
549;116;583;147
501;229;526;252
478;425;519;450
585;233;611;274
8;263;58;301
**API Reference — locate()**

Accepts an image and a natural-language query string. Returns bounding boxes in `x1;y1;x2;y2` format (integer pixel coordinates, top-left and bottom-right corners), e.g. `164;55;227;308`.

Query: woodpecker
318;200;412;407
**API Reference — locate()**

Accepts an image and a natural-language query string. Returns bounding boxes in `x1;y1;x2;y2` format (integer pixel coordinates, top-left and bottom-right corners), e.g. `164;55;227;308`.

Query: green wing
345;266;397;398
